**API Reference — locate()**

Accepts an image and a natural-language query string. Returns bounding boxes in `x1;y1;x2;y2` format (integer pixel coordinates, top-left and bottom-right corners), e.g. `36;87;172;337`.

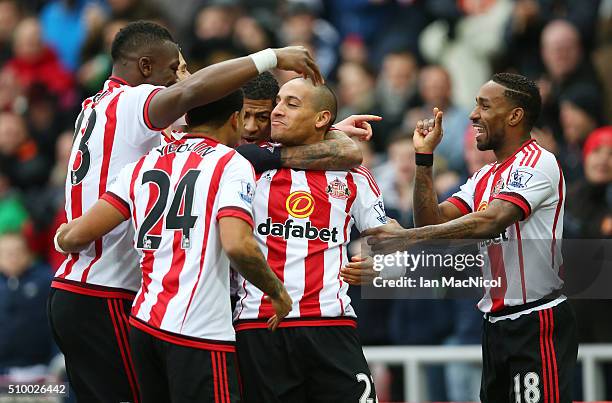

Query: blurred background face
195;6;234;39
234;17;270;53
541;21;581;80
584;145;612;184
338;63;374;108
13;18;44;61
0;233;31;278
381;53;417;93
0;112;28;155
560;101;598;145
0;0;20;44
419;66;452;108
388;138;415;184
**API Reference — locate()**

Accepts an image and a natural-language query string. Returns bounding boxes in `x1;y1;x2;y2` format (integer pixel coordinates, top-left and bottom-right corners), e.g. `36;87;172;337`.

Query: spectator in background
0;231;55;381
0;0;21;66
339;34;368;65
501;0;601;78
374;50;419;144
374;133;416;228
0;168;28;235
405;65;470;173
234;16;277;54
3;17;74;109
419;0;513;109
558;84;603;184
108;0;162;22
280;1;339;78
539;19;603;135
189;1;243;69
78;19;127;95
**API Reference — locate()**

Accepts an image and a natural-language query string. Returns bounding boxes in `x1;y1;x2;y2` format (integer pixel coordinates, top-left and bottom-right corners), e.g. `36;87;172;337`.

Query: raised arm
55;199;127;253
412;108;464;226
219;216;292;329
148;47;323;130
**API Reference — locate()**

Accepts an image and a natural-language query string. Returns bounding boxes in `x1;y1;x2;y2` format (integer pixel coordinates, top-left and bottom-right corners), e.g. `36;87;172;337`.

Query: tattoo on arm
413;166;443;227
280;131;361;170
229;240;283;298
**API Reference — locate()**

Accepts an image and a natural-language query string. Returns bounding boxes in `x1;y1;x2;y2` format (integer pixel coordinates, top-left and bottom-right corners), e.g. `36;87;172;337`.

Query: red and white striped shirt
447;139;565;313
53;77;164;298
234;165;387;330
104;136;255;347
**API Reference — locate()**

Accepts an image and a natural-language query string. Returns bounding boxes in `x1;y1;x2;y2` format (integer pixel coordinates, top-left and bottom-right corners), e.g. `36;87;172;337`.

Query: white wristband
54;231;67;254
250;48;277;74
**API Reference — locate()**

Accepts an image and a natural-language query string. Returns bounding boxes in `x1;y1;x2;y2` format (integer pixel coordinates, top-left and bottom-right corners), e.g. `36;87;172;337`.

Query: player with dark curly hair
364;73;577;403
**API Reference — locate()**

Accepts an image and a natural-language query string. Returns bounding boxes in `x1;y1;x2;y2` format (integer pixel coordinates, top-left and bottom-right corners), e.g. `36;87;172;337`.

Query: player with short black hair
54;90;292;403
364;73;577;403
49;19;323;402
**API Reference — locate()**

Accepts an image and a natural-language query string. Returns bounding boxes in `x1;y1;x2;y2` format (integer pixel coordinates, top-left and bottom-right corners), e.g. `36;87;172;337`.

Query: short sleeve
216;153;257;228
102;161;136;220
351;168;388;233
446;175;477;215
493;166;554;220
118;84;165;146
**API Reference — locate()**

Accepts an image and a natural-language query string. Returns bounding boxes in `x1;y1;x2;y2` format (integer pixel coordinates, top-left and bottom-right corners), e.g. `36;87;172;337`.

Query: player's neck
494;133;533;162
110;65;142;87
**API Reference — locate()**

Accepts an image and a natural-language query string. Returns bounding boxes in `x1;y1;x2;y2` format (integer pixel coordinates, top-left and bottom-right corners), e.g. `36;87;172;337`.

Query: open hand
274;46;324;85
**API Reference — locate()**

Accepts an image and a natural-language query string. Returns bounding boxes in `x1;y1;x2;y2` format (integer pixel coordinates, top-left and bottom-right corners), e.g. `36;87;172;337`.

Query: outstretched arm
148;47;323;130
55;199;127;253
363;199;523;253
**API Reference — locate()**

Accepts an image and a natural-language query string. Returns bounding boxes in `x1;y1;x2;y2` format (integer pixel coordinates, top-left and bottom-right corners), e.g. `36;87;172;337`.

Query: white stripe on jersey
53;77;164;294
108;136;255;342
234;166;385;323
448;139;565;313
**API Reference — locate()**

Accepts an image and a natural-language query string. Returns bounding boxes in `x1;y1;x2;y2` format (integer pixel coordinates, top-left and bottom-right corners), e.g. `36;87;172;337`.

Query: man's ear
230;111;239;130
315;110;332;130
508;107;525;127
138;56;153;78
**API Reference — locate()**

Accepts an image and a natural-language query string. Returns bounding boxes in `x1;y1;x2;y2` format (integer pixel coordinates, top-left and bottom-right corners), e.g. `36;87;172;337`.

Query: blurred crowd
0;0;611;401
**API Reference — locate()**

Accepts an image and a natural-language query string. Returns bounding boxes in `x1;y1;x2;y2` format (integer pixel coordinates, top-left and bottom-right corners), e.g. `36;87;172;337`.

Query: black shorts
47;288;140;403
481;300;578;403
235;325;376;403
129;326;241;403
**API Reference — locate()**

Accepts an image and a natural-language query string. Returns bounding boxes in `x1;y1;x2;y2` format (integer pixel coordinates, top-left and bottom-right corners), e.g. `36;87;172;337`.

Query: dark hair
186;89;244;128
491;73;542;129
313;83;338;130
111;21;174;62
242;72;279;102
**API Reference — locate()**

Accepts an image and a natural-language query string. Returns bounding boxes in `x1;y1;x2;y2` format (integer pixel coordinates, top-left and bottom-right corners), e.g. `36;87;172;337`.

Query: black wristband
415;152;434;166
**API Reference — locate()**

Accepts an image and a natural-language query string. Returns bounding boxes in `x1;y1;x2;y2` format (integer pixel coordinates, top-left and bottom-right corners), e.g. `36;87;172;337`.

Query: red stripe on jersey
300;171;331;317
217;207;254;228
446;196;471;215
530;144;542;167
337;173;358;315
129;316;236;352
551;161;564;269
133;154;174;317
51;278;136;300
352;166;380;196
539;310;549;403
180;151;235;330
515;222;527;303
518;146;530;166
473;164;496;211
494;192;531;219
129;158;146;227
258;169;292;319
101;192;131;219
81;93;122;282
522;144;535;166
143;88;164;131
488;166;509;312
151;152;201;329
58;253;79;279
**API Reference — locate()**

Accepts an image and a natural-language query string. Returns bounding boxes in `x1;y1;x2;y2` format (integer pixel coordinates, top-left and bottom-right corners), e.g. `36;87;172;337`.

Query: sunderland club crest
326;178;351;200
